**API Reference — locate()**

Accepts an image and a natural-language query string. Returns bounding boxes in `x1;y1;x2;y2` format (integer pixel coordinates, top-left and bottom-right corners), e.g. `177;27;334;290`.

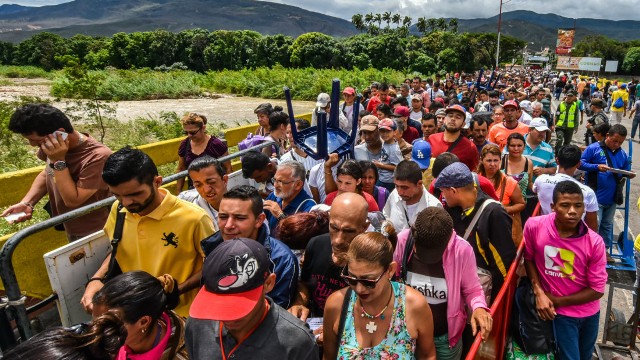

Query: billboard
605;60;619;73
555;29;575;55
528;55;550;62
556;56;602;71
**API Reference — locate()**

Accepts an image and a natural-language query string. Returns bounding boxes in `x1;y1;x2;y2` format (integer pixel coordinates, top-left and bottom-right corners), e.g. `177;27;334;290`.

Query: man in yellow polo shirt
81;147;215;317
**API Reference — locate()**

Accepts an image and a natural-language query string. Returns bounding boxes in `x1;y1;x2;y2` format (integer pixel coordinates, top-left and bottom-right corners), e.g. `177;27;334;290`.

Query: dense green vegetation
0;27;528;74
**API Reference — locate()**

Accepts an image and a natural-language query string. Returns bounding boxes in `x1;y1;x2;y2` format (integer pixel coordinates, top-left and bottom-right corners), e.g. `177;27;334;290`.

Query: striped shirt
524;136;556;181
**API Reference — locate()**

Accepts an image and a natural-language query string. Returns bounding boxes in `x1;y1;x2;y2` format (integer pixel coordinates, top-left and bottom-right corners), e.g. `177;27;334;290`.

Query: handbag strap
107;203;126;277
463;199;499;240
400;231;415;283
600;142;622;182
336;287;353;354
446;135;463;153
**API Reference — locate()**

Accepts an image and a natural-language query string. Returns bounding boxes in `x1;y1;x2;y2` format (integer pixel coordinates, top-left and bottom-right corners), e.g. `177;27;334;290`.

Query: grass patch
199;66;408;101
52;69;204;101
50;66;408;101
0;65;53;79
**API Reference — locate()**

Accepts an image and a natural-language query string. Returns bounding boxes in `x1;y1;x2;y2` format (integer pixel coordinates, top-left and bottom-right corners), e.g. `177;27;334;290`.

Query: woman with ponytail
91;271;187;360
3;311;127;359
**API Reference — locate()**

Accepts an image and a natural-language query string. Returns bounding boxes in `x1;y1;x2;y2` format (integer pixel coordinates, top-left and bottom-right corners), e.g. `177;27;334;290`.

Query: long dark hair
3;311;127;360
93;271;178;326
337;160;364;193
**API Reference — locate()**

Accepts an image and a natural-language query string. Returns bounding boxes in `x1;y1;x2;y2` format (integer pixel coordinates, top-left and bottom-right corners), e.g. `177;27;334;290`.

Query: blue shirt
265;189;315;237
524;136;556;182
580;141;630;205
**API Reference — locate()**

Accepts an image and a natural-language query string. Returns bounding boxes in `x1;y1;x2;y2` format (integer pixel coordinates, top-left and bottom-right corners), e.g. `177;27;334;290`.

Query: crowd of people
1;69;639;360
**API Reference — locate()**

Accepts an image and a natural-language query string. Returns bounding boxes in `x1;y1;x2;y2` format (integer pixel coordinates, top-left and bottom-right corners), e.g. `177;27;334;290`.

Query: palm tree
382;11;391;29
416;17;427;36
374;13;382;30
364;12;373;30
436;17;447;32
402;16;412;29
351;14;365;33
392;14;401;28
427;18;437;34
448;18;458;33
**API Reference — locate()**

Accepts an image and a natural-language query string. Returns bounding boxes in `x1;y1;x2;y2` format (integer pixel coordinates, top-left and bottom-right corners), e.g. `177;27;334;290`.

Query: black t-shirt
407;254;448;336
301;234;347;316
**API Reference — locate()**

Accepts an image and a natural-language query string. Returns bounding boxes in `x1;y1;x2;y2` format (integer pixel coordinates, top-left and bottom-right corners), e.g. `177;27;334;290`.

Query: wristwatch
49;160;68;171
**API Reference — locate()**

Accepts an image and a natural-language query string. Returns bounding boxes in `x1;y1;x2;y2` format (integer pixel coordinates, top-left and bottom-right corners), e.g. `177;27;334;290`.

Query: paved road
548;99;639;349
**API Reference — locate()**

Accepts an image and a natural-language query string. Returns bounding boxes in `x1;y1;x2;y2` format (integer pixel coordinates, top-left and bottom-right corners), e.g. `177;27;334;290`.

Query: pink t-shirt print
523;213;607;318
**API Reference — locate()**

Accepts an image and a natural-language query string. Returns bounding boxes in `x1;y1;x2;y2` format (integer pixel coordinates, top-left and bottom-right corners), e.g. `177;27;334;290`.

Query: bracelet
86;277;104;286
21;202;34;211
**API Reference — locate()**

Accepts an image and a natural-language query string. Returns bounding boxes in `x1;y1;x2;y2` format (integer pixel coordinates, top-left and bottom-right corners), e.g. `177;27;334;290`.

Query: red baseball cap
342;87;356;95
503;100;520;109
392;106;410;118
189;238;272;321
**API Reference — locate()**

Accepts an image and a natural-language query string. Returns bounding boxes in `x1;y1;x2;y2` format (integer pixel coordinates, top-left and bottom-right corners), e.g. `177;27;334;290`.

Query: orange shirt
488;122;529;151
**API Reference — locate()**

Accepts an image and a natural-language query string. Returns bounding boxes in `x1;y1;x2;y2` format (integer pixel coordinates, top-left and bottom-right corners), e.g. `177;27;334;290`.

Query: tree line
0;27;528;75
0;20;637;75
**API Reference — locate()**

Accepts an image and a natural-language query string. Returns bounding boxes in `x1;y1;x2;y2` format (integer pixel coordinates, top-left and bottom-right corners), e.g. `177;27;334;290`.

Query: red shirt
366;95;391;113
428;132;479;172
324;191;380;212
402;127;420;143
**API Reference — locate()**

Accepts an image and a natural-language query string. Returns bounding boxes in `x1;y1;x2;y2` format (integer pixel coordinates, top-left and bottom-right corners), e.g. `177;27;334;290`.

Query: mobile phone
4;212;26;223
53;131;68;140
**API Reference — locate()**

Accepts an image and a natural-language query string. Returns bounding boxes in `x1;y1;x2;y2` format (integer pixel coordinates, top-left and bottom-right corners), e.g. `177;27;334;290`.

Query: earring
141;328;146;334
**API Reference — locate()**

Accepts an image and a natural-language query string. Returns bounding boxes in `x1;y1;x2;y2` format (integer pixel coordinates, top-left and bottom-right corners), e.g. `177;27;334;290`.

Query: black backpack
511;277;555;355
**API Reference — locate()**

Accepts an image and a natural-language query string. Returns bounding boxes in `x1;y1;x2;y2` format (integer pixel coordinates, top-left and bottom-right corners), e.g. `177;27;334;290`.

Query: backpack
238;133;267;151
612;96;624;109
511;277;555;355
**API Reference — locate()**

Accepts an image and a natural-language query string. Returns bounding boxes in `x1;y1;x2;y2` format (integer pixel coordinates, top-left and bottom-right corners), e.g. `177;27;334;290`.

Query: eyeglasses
340;267;387;289
183;128;202;136
274;179;297;186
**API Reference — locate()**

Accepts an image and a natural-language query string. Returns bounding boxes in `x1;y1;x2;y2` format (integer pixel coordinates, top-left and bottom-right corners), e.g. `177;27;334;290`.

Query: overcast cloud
1;0;638;21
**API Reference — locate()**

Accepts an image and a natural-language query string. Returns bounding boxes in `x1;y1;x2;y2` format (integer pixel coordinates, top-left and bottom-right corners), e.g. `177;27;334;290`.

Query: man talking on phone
1;103;112;241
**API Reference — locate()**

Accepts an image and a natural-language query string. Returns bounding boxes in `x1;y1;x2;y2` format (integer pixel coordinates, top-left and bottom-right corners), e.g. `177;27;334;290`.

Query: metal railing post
0;142;274;347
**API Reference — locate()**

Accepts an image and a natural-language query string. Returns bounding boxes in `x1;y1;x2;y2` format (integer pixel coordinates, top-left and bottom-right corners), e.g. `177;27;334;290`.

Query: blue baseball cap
434;162;474;189
411;140;432;170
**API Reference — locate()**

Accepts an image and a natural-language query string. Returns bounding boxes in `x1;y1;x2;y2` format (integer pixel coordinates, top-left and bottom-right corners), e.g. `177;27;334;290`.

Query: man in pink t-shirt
524;180;606;360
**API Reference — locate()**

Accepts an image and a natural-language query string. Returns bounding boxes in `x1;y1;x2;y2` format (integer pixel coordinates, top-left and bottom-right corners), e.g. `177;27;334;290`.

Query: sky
1;0;638;21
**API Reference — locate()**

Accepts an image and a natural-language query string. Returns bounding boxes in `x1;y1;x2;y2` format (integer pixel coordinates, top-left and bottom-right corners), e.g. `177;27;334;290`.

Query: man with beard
263;161;315;236
80;147;215;317
428;104;479;171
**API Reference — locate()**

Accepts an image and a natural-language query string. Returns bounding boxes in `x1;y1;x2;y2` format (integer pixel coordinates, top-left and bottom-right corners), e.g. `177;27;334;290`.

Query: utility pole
495;0;503;70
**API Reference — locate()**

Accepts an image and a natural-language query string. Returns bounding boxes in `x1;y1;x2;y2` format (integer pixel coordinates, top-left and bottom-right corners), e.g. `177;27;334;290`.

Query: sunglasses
340;267;387;289
183;128;202;136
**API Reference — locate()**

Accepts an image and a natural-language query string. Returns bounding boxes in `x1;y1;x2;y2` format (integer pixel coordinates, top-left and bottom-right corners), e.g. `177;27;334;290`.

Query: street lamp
495;0;503;69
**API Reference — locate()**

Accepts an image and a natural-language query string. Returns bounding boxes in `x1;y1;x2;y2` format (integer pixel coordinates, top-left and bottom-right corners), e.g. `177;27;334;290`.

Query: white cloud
2;0;638;21
268;0;639;22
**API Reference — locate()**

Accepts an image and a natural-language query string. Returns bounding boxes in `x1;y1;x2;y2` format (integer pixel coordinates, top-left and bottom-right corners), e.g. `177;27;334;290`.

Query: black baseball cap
189;238;272;321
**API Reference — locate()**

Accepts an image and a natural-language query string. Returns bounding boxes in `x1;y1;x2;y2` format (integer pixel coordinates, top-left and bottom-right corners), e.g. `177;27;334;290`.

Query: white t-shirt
533;173;599;216
279;150;323;179
410;110;423;122
340;102;365;125
518;111;533;125
308;161;339;203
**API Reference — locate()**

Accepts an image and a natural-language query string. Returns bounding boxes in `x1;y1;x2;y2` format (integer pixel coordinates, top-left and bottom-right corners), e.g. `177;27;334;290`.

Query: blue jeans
598;203;616;248
433;333;462;360
631;115;640;139
553;312;599;360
